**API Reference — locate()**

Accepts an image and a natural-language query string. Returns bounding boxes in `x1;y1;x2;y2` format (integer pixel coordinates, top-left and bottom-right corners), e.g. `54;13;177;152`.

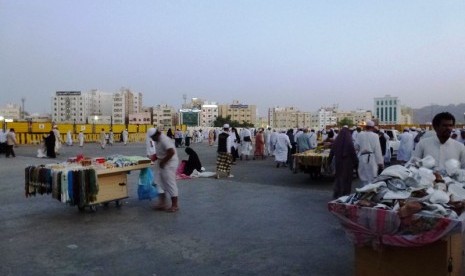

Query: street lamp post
93;115;98;134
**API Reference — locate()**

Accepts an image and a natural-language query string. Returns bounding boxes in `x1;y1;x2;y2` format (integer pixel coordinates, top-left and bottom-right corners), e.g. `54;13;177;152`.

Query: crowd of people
6;111;465;216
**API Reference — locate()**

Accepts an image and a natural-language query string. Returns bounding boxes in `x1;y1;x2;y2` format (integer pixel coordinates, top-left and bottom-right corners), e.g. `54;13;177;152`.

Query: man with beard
412;112;465;170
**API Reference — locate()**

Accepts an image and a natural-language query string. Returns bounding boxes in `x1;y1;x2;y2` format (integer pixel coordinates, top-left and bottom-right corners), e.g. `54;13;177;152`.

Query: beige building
112;88;142;125
268;106;311;129
201;102;218;127
218;100;256;125
152;104;176;129
336;109;372;126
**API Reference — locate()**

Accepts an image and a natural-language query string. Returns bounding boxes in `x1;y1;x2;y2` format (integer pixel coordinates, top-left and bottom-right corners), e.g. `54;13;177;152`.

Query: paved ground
0;141;355;275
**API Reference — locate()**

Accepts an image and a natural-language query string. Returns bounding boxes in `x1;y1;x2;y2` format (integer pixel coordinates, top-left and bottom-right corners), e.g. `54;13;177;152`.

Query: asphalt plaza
0;141;354;275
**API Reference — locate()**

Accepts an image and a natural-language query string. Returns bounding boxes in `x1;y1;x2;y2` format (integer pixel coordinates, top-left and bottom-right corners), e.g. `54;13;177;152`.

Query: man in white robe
269;130;278;156
412;112;465;171
273;131;291;168
397;128;414;164
66;130;73;146
264;127;272;156
122;129;129;145
240;127;253;160
78;131;84;147
355;120;384;186
52;126;62;154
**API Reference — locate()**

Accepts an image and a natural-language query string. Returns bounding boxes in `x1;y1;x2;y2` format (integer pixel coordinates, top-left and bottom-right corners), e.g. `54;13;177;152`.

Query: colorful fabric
328;201;463;248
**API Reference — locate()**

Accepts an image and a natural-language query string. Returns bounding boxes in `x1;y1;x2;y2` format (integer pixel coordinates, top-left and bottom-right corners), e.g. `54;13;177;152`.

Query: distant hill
413;104;465;124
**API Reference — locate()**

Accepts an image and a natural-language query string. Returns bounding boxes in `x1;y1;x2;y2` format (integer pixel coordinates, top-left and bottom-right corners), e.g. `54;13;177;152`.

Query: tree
213;116;255;128
338;117;354;127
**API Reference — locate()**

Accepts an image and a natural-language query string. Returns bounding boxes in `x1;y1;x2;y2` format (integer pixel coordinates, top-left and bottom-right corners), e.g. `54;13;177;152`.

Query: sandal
152;205;167;211
165;207;179;213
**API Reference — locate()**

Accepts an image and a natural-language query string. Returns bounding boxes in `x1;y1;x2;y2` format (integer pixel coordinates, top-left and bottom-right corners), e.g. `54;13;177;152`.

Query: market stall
293;149;333;179
328;157;465;276
25;155;152;211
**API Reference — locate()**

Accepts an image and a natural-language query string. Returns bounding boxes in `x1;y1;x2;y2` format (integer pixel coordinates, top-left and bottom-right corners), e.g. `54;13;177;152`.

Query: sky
1;0;465;116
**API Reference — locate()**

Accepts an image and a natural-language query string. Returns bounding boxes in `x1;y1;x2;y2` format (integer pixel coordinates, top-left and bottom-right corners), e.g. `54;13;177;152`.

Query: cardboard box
355;233;464;276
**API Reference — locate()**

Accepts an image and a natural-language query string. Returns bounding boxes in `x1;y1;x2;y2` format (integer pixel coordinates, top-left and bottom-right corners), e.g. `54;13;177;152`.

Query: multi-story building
152;104;176;129
112;88;142;125
0;103;21;121
218;100;257;125
374;95;401;125
200;102;218;127
129;112;152;125
51;91;86;123
400;106;413;125
86;89;113;117
312;107;338;130
335;109;372;126
268;106;311;129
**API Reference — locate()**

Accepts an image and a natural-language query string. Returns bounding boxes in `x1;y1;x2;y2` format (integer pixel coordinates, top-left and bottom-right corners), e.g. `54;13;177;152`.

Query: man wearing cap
412;112;465;171
151;129;179;212
354;120;384;186
240;127;253;160
216;124;234;178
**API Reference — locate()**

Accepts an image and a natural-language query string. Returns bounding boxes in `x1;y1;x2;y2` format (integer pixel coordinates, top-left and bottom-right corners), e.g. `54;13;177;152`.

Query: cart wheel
115;200;122;208
89;205;97;212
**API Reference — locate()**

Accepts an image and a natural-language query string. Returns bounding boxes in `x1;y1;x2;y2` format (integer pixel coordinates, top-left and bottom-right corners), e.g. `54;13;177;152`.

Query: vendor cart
328;201;465;276
25;157;151;212
292;149;333;179
84;163;151;211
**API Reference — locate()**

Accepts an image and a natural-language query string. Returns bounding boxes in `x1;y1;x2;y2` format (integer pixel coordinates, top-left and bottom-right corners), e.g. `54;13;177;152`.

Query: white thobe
274;133;291;162
78;133;84;147
355;131;383;185
397;132;414;162
412;136;465;171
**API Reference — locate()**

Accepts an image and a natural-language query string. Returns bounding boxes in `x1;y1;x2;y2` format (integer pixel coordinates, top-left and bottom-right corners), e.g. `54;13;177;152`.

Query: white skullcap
366;120;375;127
223;124;230;129
147;127;157;137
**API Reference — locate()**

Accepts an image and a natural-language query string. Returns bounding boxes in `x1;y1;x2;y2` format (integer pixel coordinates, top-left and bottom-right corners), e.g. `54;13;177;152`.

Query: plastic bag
138;168;158;200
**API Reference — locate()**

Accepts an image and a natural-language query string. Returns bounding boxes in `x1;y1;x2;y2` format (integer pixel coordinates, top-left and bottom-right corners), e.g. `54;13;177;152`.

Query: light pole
4;118;13;131
93;115;98;134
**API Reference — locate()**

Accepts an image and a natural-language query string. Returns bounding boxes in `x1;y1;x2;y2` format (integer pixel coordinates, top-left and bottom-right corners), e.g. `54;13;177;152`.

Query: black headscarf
184;147;202;175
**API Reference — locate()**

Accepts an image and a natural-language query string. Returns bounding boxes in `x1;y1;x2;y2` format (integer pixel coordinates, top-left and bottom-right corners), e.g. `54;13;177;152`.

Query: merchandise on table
329;155;465;248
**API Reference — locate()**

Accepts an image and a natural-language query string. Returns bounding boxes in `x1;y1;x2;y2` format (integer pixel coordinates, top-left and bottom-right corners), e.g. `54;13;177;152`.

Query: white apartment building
313;107;338;130
86;89;113;116
51;91;87;123
374;95;401;125
0;103;21;121
201;102;218;127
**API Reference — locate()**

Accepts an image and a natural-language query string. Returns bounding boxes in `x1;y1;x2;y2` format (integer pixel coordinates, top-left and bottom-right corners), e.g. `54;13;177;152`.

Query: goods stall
293;149;333;179
25;155;151;211
328;157;465;275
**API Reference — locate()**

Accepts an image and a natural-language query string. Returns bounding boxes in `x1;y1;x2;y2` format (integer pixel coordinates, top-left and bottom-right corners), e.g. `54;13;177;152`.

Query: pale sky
1;0;465;116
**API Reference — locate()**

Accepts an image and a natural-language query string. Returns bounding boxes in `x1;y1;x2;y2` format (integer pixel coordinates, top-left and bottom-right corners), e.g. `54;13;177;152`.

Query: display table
293;150;332;178
25;158;151;212
328;201;465;275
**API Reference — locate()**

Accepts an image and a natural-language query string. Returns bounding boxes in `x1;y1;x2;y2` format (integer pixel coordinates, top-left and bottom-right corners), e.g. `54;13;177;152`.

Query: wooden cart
79;163;151;211
293;150;332;179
